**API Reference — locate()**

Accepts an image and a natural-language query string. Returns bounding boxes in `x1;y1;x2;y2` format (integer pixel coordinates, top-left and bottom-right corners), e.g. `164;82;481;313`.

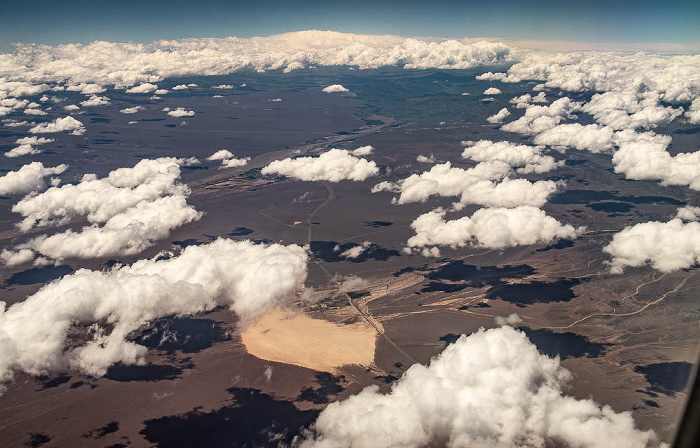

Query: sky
0;0;698;47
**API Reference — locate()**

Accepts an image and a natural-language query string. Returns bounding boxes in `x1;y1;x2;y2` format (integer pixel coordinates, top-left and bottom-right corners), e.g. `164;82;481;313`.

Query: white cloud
23;108;46;116
604;212;700;274
154;89;169;95
406;206;582;250
501;97;582;136
301;326;661;448
351;145;373;156
207;149;234;161
166;107;195;117
262;149;379;182
532;123;615;153
322;84;350;93
28;116;85;135
486;107;510;123
172;84;189;90
0;239;308;384
63;104;80;110
372;161;558;208
5;137;54;158
213;84;234;89
461;140;561;174
0;162;67;195
416;154;435;163
495;313;523;326
80;95;110;107
337;275;369;293
338;241;371;259
220;157;250;169
510;92;547;108
6;158;201;263
125;83;158;93
483;87;502;95
582;91;682;131
119;106;142;114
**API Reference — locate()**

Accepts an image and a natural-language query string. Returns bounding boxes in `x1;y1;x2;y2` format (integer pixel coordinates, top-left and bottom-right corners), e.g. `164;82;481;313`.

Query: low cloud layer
302;326;661;448
28;116;85;134
0;239;308;386
262;149;378;182
406;206;582;250
461;140;561;174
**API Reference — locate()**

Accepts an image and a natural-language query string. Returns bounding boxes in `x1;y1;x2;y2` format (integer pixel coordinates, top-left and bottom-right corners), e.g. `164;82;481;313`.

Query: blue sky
0;0;698;46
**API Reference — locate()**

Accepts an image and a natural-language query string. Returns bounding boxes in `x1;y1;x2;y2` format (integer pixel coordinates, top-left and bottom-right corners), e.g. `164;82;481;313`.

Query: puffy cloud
532;123;615;153
125;83;158;93
495;313;523;326
207;149;234;160
611;130;700;190
5;158;201;263
23;108;46;116
80;95;110;107
416;154;435;163
301;326;660;448
372;161;558;208
338;241;371;259
582;91;682;131
65;83;104;94
4;136;54;158
604;213;700;274
687;99;700;124
337;275;369;293
171;84;189;90
486;107;510;123
154;89;169;94
461;140;561;174
64;104;80;110
406;206;582;250
510;92;547;108
0;162;67;195
213;84;234;89
0;239;308;384
501;97;582;136
322;84;350;93
206;149;250;168
166;107;195;117
119;105;142;114
220;157;250;169
351;145;373;156
483;87;502;95
262;149;379;182
28;116;85;135
676;205;700;221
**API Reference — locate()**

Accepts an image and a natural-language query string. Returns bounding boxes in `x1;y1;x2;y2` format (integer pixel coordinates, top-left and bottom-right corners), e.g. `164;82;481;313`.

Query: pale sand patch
241;308;376;373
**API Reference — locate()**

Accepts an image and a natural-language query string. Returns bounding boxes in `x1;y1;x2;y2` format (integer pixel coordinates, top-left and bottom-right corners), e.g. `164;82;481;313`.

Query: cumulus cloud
0;162;67;195
350;145;373;156
5;136;54;158
337;241;372;259
166;107;195;117
29;116;85;135
322;84;350;93
125;83;158;93
510;92;547;108
80;95;110;107
213;84;234;89
406;206;582;250
483;87;502;95
172;84;189;90
262;149;379;182
5;158;200;264
582;91;682;131
119;105;142;114
207;149;234;160
23;108;46;116
495;313;523;326
416;154;435;163
220;157;250;169
532;123;615;153
372;161;558;208
0;239;308;385
501;97;582;136
461;140;561;174
611;130;700;190
604;211;700;274
337;275;369;293
486;107;510;123
301;326;661;448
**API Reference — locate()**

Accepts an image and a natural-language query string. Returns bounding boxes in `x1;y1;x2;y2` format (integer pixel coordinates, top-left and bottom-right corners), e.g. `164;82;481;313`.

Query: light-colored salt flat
241;308;376;373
